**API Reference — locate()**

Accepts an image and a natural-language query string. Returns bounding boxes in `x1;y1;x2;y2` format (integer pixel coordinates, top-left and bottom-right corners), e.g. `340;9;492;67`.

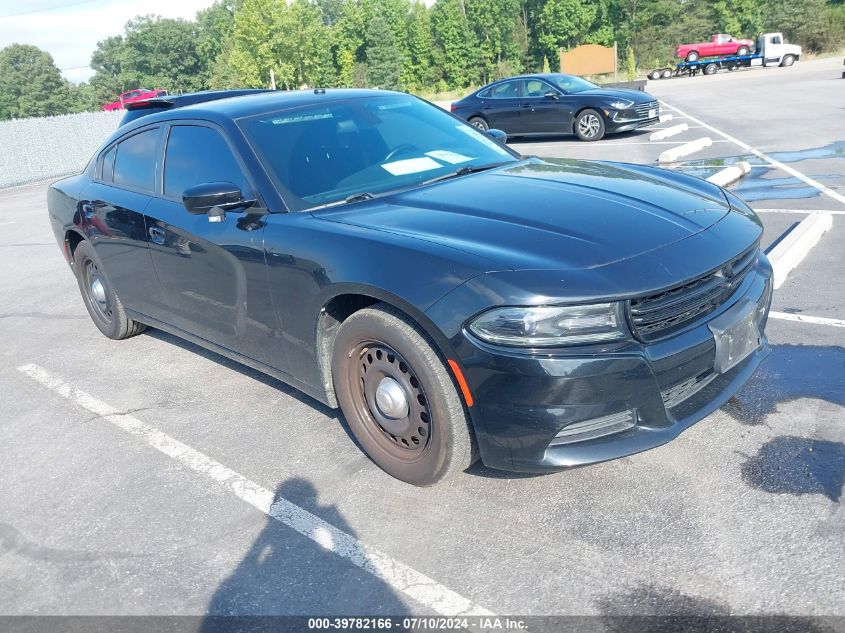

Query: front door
144;122;284;368
518;79;572;134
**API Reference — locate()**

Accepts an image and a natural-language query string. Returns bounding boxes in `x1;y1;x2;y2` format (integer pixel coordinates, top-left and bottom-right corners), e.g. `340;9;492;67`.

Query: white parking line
16;363;494;618
659;101;845;207
755;208;845;216
769;311;845;328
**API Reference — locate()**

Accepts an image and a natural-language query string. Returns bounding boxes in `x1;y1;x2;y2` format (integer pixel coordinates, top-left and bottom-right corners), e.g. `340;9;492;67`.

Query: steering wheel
383;144;418;162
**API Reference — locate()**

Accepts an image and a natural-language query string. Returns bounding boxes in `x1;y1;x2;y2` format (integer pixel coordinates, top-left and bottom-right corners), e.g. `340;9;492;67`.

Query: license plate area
648;108;656;119
709;299;760;374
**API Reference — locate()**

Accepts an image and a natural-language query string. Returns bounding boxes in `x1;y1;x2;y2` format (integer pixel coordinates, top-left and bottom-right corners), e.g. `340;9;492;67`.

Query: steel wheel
331;303;475;485
348;342;431;459
687;51;699;62
82;258;113;325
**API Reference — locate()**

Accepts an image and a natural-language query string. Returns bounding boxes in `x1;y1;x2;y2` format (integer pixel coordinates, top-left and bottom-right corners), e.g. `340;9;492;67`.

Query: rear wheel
661;69;673;79
468;116;489;131
781;55;796;67
704;63;718;75
331;304;475;486
574;109;605;141
686;51;699;62
649;69;662;80
73;240;146;340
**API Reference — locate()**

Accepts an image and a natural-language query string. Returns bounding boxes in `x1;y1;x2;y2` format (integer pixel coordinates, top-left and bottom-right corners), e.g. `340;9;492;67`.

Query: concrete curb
650;123;688;141
706;161;752;187
659;114;673;123
658;137;712;163
767;211;834;289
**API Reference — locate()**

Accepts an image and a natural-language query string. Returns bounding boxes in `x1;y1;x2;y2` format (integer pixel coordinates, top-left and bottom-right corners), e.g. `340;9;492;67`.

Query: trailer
649;32;801;80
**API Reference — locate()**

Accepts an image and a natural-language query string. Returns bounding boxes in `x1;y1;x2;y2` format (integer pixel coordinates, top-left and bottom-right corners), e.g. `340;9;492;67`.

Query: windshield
550;75;599;94
238;95;517;211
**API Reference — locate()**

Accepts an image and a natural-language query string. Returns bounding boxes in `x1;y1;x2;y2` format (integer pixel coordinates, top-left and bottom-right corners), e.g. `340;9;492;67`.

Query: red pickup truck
101;88;168;111
675;34;754;62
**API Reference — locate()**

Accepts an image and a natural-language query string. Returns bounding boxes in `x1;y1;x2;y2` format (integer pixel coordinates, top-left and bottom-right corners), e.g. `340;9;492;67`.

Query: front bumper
456;255;773;472
605;106;660;133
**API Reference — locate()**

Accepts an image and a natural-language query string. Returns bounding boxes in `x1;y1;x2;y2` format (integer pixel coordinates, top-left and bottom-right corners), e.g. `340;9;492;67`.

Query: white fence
0;111;123;189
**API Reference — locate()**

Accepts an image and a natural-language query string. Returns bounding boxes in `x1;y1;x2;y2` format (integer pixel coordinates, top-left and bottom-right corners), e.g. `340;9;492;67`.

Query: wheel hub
90;278;106;305
354;344;431;453
375;377;409;419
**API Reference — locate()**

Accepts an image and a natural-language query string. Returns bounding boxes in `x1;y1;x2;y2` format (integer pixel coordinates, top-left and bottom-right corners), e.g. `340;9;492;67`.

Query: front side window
239;95;517;211
113;128;159;192
164;125;249;199
523;79;553;98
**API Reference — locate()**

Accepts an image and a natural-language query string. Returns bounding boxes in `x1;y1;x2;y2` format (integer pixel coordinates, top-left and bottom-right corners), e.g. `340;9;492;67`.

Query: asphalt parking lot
1;57;843;622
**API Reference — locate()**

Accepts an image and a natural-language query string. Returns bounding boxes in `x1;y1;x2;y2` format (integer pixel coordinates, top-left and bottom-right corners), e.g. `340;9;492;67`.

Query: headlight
468;303;628;347
609;100;634;110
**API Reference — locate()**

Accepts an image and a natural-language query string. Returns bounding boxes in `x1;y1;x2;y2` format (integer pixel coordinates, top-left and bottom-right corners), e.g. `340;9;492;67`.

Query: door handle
520;103;533;108
82;203;94;219
148;226;165;245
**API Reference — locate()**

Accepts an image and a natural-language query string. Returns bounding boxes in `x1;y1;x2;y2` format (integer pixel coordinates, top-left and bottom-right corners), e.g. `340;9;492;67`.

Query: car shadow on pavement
144;328;339;420
199;477;409;628
725;343;845;425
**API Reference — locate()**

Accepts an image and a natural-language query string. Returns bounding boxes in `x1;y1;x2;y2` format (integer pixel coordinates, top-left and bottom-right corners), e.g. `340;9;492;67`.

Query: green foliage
6;0;845;119
0;44;74;120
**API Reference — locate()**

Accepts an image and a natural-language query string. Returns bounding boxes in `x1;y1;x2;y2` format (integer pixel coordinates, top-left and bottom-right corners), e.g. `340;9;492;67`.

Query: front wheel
781;55;796;67
468;116;489;131
737;46;750;56
331;304;475;486
73;240;146;340
574;109;605;141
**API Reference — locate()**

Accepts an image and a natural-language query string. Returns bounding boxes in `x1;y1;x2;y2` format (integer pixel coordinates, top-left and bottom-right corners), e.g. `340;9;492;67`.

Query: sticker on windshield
455;125;509;155
381;157;442;176
425;150;472;165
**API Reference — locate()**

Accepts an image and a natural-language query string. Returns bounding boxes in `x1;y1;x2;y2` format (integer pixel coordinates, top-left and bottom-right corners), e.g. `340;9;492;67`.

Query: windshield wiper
422;161;513;185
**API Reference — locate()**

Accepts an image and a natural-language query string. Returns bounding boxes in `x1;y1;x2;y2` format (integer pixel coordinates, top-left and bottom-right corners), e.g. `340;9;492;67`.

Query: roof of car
120;88;400;132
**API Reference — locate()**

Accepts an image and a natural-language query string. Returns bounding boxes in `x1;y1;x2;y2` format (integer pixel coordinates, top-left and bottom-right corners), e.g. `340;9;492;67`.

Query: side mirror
544;91;559;100
182;182;255;221
485;128;508;144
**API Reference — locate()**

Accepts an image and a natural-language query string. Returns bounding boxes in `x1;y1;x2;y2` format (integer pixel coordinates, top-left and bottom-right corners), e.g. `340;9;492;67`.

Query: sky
0;0;239;83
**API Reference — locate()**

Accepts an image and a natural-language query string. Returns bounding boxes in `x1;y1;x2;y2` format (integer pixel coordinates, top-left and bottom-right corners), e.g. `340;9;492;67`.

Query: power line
0;0;99;19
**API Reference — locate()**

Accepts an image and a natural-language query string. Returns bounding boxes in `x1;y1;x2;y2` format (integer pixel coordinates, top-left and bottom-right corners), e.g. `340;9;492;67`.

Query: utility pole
270;68;276;90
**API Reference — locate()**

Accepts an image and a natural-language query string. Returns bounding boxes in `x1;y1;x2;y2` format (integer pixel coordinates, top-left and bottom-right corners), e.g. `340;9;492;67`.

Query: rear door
143;121;284;367
81;126;163;317
477;80;524;133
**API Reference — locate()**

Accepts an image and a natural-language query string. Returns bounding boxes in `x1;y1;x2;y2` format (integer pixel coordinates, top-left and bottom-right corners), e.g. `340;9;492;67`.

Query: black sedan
48;89;771;486
451;73;661;141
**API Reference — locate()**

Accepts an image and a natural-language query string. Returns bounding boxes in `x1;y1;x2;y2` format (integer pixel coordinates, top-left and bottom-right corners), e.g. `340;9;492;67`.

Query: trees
0;44;73;120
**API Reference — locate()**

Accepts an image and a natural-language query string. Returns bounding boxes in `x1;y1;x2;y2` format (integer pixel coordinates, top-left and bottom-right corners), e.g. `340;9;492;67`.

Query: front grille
629;247;758;341
635;101;659;118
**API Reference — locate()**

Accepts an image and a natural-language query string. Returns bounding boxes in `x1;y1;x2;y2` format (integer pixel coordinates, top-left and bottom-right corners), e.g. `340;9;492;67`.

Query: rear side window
164;125;249;198
488;81;520;99
113;128;159;192
99;145;116;182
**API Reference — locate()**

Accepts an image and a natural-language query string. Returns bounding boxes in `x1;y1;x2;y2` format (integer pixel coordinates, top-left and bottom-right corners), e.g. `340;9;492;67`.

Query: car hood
573;88;655;103
317;159;731;272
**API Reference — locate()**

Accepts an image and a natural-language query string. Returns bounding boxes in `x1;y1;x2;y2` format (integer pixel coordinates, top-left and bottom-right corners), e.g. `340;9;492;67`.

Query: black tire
704;63;718;76
649;69;662;80
686;51;699;62
737;46;750;56
661;69;673;79
73;240;146;340
781;55;795;67
331;303;475;486
574;108;605;141
468;116;489;131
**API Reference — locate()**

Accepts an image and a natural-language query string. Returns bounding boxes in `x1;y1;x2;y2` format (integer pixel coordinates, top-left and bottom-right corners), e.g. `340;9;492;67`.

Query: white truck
649;32;802;79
